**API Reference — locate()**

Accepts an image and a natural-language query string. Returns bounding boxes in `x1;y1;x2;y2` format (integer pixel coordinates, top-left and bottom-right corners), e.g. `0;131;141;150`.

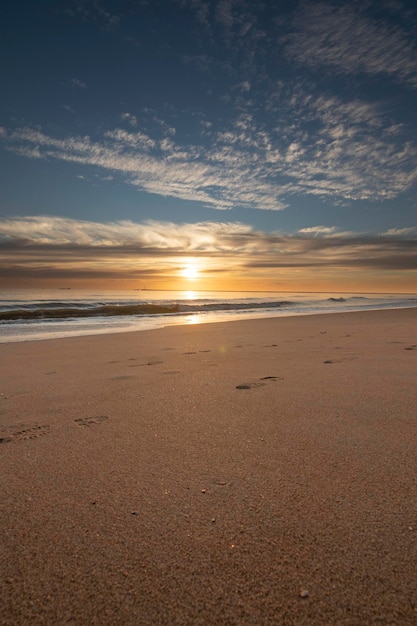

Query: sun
180;261;200;280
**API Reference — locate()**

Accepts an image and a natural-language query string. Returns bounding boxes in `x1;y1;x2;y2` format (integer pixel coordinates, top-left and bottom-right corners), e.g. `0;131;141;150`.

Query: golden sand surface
1;309;417;625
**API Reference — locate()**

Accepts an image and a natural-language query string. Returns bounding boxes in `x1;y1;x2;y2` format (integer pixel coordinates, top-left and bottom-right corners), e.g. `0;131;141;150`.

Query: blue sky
0;0;416;291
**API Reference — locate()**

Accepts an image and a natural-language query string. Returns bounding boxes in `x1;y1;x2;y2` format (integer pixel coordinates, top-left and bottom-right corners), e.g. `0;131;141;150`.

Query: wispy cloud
182;54;214;73
2;76;417;212
0;216;253;251
64;0;120;30
383;226;417;236
0;125;286;210
284;2;417;88
71;78;87;89
298;225;338;235
215;0;234;29
120;112;138;127
175;0;212;32
264;86;417;201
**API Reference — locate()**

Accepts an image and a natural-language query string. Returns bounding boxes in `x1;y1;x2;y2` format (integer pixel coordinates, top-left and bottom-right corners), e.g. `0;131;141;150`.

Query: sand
1;308;417;625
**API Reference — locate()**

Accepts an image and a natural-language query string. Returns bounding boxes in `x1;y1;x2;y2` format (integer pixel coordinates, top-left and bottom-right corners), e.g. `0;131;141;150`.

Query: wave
0;303;180;321
1;293;416;325
0;299;295;322
177;300;294;312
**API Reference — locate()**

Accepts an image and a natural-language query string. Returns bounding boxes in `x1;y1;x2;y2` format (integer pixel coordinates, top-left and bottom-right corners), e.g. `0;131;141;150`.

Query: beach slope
1;309;417;625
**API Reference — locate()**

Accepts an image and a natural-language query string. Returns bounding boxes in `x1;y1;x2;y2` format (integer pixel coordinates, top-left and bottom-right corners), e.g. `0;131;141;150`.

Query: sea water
0;289;416;343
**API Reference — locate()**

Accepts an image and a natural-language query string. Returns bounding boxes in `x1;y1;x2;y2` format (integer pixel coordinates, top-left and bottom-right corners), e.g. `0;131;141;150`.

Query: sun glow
180;261;200;280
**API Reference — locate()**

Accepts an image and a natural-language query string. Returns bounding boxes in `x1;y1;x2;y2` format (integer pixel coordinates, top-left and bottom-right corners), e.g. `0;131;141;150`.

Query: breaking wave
0;299;295;322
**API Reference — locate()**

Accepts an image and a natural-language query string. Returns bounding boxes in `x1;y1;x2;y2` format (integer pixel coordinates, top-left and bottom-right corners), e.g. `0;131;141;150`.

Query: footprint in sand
74;416;109;427
236;382;266;390
0;424;50;444
324;357;358;364
236;376;282;390
129;360;163;367
260;376;283;380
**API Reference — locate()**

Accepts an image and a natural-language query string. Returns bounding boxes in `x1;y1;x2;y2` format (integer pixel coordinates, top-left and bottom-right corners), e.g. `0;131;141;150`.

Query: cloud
0;216;254;251
182;54;214;73
383;226;417;236
284;2;417;88
215;0;232;28
64;0;120;30
71;78;87;89
120;112;138;127
1;217;416;277
175;0;211;31
298;226;338;235
0;126;287;211
2;77;417;211
237;80;251;92
266;86;417;201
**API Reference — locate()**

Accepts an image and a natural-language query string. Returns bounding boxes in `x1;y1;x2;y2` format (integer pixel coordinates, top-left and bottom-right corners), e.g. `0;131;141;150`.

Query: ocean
0;289;416;343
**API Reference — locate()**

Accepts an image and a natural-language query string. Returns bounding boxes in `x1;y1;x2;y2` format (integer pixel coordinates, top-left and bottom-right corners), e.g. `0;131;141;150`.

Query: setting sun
180;261;200;280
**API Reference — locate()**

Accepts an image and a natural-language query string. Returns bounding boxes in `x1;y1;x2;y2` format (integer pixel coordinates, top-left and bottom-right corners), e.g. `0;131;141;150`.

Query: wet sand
1;308;417;625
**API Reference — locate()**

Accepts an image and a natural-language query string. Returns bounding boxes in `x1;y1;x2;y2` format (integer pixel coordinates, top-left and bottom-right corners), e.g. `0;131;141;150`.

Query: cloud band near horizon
1;217;416;284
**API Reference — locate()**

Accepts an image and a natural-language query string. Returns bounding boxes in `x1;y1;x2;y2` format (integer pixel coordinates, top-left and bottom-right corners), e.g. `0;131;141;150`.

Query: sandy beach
1;308;417;625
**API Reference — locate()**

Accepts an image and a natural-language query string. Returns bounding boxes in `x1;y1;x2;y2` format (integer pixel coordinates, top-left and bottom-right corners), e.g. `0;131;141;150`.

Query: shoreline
1;308;417;624
1;302;417;345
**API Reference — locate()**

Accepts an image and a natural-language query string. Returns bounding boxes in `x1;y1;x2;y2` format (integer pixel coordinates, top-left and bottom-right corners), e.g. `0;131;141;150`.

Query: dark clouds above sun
0;0;416;290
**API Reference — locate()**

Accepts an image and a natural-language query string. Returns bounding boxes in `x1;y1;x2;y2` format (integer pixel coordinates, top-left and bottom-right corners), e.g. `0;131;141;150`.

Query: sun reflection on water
186;314;200;325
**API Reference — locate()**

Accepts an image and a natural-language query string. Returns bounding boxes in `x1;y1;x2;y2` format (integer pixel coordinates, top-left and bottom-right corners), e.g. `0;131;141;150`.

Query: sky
0;0;416;292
